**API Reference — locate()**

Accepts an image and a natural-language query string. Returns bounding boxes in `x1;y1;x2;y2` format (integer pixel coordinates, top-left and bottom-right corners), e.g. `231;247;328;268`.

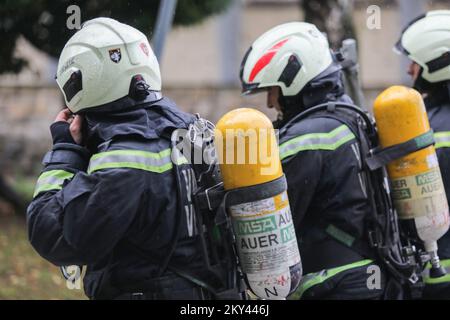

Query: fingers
54;108;73;123
70;115;84;145
53;109;84;144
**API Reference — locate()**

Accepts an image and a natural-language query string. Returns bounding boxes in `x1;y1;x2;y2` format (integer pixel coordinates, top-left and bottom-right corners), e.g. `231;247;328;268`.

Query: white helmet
395;10;450;84
56;17;161;113
240;22;333;96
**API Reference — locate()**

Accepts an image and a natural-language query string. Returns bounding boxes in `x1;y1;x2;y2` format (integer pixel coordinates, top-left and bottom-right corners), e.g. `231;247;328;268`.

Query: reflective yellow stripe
33;170;74;197
280;125;356;160
289;259;374;300
88;149;175;174
423;259;450;285
434;132;450;149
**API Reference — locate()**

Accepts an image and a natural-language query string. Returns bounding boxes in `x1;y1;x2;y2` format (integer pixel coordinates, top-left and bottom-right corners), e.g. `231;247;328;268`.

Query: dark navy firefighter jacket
422;87;450;298
27;96;209;299
278;66;386;300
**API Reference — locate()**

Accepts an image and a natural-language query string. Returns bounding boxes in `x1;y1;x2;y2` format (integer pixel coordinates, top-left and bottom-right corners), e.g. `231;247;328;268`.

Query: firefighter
395;10;450;299
239;22;387;299
27;17;241;300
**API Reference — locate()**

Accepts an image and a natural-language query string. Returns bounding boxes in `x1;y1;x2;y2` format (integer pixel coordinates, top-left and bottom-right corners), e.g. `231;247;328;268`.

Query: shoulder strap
366;130;434;170
280;102;376;138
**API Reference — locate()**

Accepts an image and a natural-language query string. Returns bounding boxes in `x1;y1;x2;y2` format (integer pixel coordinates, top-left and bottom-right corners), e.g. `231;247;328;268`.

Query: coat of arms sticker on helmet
109;48;121;63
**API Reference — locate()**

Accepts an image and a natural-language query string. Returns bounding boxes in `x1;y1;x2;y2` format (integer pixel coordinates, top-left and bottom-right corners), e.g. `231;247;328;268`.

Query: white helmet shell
56;17;161;113
396;10;450;84
240;22;333;96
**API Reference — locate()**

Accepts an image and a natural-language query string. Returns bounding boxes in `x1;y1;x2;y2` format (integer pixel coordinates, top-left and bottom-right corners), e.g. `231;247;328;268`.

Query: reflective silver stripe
434;132;450;149
33;170;74;197
280;125;356;160
87;149;173;174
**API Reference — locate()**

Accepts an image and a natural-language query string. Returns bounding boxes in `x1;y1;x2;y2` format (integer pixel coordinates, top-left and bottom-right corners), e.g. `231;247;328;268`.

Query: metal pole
152;0;178;61
340;38;367;110
217;0;242;86
398;0;425;85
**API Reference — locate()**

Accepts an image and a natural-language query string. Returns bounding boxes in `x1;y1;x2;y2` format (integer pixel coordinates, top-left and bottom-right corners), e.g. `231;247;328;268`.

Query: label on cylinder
246;268;293;300
230;191;301;273
391;167;449;220
229;190;301;299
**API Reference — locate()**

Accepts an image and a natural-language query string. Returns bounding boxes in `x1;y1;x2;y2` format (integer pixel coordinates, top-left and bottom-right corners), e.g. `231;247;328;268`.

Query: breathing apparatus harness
279;102;435;299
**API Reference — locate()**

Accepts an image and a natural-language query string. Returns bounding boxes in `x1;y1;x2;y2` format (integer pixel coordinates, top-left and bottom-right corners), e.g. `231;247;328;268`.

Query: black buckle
368;230;378;248
327;102;337;113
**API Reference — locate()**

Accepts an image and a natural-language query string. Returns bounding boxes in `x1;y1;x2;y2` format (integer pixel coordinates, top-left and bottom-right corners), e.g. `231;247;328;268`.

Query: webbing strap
366;130;435;170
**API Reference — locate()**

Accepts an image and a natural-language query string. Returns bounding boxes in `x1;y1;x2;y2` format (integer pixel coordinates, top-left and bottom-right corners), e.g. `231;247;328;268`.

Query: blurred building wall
1;0;449;174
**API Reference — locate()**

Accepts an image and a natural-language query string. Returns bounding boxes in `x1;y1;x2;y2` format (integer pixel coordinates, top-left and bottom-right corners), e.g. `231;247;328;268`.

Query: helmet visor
393;13;426;56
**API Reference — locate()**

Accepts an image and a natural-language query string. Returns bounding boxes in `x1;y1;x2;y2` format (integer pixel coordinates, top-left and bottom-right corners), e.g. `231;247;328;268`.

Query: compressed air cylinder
373;86;450;256
215;108;302;300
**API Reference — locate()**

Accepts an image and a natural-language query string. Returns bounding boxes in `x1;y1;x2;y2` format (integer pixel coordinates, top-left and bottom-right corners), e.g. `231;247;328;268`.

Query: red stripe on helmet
249;38;290;82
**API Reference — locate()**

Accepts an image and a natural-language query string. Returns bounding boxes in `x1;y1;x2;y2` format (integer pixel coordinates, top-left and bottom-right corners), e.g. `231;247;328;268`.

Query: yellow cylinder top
373;85;434;177
215;108;283;190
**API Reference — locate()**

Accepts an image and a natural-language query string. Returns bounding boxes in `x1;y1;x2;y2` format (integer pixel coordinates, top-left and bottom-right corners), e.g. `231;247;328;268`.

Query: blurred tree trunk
301;0;356;50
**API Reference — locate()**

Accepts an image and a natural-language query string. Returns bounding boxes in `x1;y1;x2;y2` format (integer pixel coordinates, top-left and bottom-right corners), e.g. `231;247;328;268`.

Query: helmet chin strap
447;81;450;100
277;91;304;123
419;78;450;108
414;66;450;100
413;67;433;93
276;78;339;125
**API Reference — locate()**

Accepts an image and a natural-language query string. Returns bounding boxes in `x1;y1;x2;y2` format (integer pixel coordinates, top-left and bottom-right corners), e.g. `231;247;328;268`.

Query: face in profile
267;87;282;112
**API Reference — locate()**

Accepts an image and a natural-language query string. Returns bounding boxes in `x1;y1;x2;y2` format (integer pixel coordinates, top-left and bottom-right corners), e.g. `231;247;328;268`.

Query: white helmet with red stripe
240;22;333;96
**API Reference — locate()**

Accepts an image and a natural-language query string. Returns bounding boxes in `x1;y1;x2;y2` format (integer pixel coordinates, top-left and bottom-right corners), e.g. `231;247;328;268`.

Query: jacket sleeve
436;147;450;204
27;143;146;266
435;147;450;258
27;168;146;266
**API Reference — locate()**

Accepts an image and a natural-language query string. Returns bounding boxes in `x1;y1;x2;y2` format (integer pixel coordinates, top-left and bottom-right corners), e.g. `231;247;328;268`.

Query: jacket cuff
42;143;91;172
50;121;77;144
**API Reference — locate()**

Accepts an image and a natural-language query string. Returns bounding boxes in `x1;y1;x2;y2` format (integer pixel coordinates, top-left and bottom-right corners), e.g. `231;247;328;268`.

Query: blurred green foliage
0;0;232;73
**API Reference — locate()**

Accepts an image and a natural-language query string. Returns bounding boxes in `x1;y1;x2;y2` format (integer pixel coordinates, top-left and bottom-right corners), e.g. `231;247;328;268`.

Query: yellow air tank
215;108;301;300
373;86;450;272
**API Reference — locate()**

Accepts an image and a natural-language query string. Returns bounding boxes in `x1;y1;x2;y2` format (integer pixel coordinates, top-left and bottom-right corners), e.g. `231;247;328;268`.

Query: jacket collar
83;95;196;151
